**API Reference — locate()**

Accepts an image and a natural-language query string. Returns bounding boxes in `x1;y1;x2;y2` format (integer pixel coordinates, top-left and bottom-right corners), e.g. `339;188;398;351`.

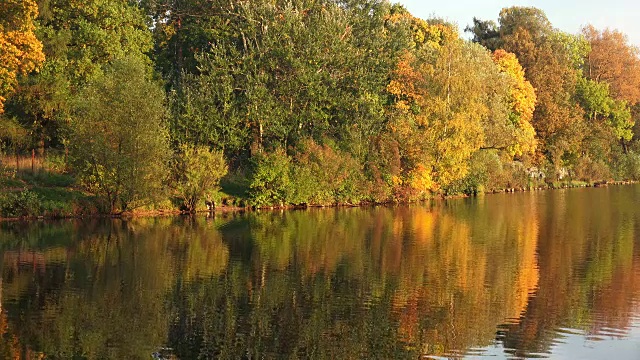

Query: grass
549;180;592;189
0;154;48;173
0;156;95;218
220;170;250;198
0;177;24;188
33;186;97;217
20;171;75;187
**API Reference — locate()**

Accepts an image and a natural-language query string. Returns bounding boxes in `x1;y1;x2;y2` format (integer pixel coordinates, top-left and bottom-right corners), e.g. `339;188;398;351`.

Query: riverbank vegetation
2;0;640;217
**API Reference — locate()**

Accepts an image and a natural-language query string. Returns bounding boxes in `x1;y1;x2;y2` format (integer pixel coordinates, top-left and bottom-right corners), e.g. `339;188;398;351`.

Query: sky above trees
399;0;640;46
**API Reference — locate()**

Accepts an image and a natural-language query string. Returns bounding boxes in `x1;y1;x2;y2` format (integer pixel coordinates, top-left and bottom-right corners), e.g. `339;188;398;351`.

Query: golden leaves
493;49;537;156
0;0;44;113
493;49;536;123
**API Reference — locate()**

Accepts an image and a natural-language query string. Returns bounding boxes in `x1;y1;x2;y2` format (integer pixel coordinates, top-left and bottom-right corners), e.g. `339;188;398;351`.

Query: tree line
2;0;640;212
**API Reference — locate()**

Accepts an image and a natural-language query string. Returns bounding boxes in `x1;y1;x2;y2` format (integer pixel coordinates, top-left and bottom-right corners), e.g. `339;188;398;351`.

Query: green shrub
173;144;228;212
445;150;503;195
0;190;42;218
0;161;16;179
364;136;401;202
43;152;68;173
613;152;640;180
501;161;529;189
445;150;533;195
290;139;365;205
288;161;317;205
248;149;291;207
0;176;22;188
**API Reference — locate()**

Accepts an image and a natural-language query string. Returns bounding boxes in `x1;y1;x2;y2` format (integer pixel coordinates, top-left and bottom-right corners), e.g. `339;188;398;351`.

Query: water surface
1;185;639;359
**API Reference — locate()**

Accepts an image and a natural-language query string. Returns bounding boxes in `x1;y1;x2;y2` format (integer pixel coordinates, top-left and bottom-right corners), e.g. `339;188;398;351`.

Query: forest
2;0;640;215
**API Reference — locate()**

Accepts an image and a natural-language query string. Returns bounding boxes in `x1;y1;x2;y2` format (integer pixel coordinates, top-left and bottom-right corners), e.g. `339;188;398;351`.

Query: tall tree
386;20;490;194
69;58;170;213
141;0;220;85
170;0;400;157
489;49;537;157
471;7;585;171
6;0;153;154
582;25;640;105
0;0;44;114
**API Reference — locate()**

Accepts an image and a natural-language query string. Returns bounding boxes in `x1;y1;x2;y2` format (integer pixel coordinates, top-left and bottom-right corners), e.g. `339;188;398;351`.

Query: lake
1;185;639;359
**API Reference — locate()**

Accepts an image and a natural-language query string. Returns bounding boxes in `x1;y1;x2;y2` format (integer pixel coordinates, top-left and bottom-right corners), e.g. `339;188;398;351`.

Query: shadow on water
0;185;639;359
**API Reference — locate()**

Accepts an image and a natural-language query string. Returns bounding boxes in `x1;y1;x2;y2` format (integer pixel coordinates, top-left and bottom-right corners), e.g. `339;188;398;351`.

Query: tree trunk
250;120;263;157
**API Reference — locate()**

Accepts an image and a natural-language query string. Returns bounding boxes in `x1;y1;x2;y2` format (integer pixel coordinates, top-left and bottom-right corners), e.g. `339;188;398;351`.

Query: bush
173;144;228;212
44;152;67;173
289;140;365;205
501;161;529;189
445;151;495;195
612;152;640;180
444;150;533;195
248;149;291;207
0;190;42;218
0;161;16;179
573;156;611;182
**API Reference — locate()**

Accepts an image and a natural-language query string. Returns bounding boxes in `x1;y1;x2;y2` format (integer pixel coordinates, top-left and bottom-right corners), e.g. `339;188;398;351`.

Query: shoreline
1;180;637;223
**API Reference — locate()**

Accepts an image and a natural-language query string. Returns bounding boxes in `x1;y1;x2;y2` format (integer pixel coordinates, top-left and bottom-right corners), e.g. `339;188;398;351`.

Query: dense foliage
2;0;640;211
69;58;169;213
173;144;228;212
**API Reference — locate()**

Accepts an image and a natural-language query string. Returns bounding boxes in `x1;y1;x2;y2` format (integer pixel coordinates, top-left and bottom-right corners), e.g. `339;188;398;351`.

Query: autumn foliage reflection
0;187;639;359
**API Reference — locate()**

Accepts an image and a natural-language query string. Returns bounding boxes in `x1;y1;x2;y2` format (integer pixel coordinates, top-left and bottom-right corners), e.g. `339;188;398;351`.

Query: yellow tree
0;0;44;113
387;20;486;195
492;49;537;156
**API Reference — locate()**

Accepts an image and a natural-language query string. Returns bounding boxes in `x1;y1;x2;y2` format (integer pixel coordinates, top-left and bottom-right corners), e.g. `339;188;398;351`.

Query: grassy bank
0;157;250;220
0;169;98;219
1;161;635;221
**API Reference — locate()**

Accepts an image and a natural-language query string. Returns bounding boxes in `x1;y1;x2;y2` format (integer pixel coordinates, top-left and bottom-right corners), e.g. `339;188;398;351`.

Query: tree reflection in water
0;185;638;359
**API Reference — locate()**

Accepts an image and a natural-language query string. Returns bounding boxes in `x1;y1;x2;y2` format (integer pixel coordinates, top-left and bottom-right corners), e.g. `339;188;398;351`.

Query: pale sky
397;0;640;46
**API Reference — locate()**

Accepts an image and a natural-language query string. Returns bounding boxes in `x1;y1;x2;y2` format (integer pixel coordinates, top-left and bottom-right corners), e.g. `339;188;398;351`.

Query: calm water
1;186;640;359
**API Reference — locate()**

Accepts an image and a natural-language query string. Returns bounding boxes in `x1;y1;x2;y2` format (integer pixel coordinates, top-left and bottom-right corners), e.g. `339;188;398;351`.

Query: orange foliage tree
582;25;640;105
0;0;44;113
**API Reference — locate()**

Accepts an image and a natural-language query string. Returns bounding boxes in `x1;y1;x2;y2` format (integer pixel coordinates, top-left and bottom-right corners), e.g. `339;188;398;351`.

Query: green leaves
172;144;228;212
576;77;633;141
69;57;170;213
248;149;291;207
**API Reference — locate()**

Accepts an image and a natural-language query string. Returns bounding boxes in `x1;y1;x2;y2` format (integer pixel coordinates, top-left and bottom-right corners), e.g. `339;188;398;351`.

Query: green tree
69;58;170;213
386;22;494;194
169;0;403;160
5;0;153;155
